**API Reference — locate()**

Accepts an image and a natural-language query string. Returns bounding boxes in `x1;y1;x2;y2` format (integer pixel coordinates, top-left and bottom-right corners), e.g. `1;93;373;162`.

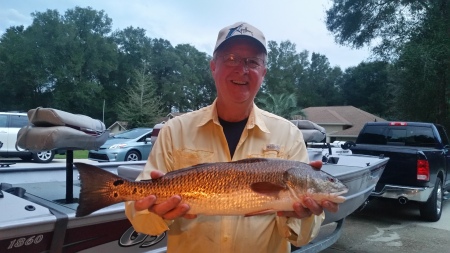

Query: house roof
107;121;128;130
302;106;386;137
156;112;187;124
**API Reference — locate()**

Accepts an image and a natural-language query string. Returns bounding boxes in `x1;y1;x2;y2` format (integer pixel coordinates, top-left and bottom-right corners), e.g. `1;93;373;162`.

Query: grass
55;150;89;159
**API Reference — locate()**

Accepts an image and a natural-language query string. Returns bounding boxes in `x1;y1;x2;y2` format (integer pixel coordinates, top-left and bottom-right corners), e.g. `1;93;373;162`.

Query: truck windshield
357;125;438;147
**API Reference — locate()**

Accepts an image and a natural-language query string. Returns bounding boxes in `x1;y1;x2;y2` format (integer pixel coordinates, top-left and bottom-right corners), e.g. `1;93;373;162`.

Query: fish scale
75;158;348;217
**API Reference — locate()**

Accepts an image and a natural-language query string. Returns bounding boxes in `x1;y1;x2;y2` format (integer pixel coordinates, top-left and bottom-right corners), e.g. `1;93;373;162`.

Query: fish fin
75;162;131;217
244;209;276;217
250;182;286;197
233;158;269;164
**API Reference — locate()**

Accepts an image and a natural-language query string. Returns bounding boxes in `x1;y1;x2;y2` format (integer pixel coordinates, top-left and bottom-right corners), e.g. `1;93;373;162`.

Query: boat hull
320;154;388;224
0;155;388;252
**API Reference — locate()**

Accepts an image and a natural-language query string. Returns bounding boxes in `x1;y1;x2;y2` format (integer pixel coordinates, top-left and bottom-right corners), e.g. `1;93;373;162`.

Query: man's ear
210;60;216;73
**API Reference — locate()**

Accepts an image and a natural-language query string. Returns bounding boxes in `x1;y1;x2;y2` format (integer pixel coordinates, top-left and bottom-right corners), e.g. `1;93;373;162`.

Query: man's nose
236;59;249;73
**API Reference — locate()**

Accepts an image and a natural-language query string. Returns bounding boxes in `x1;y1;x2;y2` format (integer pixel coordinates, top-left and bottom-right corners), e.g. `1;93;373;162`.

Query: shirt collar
197;99;270;134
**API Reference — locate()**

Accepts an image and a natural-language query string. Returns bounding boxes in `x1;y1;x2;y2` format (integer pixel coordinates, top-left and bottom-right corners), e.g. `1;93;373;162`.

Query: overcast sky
0;0;371;69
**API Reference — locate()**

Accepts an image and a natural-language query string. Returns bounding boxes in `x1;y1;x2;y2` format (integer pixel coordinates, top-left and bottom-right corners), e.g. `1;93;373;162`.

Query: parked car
350;121;450;221
88;128;153;162
0;112;63;163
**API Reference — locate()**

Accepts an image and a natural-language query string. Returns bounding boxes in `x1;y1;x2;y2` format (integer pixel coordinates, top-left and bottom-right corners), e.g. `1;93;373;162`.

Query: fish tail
75;162;130;217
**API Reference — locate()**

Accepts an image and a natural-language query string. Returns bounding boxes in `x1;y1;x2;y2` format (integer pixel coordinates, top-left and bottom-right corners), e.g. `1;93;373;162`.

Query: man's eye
247;59;260;67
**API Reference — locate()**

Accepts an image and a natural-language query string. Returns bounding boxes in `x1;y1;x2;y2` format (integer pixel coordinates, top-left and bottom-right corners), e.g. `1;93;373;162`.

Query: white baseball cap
213;22;267;53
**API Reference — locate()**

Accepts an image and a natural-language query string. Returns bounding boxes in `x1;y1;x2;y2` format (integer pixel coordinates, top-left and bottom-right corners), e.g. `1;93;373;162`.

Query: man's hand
134;170;197;220
278;160;339;218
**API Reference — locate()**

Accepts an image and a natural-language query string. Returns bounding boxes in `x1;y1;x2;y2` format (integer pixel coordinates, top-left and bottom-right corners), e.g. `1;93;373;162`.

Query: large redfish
75;158;348;217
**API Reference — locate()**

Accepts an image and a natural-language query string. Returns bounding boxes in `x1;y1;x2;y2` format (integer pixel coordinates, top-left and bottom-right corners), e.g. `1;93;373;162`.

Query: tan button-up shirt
125;101;324;253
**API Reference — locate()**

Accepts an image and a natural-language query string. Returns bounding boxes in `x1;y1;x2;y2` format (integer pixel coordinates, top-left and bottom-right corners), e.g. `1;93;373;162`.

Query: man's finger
150;170;165;179
160;203;191;220
150;195;182;215
134;195;157;211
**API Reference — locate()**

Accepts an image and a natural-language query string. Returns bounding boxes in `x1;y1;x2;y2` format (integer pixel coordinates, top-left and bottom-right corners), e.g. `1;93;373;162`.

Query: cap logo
226;24;254;39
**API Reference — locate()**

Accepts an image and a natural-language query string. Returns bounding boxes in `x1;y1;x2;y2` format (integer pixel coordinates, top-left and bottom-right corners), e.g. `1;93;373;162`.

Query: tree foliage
0;7;215;127
326;0;432;58
117;63;163;127
257;93;305;119
7;4;448;130
340;61;391;117
326;0;450;129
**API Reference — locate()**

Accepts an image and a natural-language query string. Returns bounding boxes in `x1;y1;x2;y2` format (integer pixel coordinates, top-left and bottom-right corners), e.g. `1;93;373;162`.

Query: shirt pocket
173;148;215;169
248;144;287;159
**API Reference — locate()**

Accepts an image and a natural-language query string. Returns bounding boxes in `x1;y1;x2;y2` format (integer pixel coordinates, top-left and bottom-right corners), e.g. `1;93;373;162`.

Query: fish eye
328;177;335;182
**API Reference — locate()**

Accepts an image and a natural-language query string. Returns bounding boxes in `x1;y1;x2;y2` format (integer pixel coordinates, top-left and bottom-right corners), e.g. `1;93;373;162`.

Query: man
125;21;338;253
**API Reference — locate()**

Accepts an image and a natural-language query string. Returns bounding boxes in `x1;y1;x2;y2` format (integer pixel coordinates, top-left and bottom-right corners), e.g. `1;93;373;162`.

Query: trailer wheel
419;178;443;222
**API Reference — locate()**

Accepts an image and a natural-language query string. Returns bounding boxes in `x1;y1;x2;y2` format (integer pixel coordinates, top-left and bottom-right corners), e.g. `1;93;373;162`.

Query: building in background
300;106;386;142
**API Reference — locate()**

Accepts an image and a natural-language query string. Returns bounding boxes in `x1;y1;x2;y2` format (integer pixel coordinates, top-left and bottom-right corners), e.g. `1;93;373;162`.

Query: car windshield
113;128;151;139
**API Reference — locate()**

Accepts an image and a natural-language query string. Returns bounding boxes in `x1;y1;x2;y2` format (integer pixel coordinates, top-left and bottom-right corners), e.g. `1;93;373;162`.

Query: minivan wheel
32;150;55;163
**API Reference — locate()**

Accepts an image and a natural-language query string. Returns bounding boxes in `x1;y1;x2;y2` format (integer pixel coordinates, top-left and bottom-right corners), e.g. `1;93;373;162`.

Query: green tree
0;25;47;111
299;53;343;107
326;0;433;58
174;44;215;111
0;7;118;118
117;63;163;128
264;41;308;95
257;93;304;119
50;7;118;117
109;26;154;124
340;61;391;117
326;0;450;128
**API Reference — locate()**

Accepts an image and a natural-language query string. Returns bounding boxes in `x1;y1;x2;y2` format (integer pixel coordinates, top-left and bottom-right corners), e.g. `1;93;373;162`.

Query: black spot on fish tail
113;179;124;186
74;162;131;217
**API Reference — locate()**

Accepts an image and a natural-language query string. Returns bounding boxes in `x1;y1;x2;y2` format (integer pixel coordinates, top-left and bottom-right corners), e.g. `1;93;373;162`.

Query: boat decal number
119;226;166;248
7;235;44;250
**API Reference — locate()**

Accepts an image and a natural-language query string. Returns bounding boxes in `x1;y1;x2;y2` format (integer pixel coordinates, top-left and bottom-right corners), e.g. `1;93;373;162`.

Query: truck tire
419;178;443;222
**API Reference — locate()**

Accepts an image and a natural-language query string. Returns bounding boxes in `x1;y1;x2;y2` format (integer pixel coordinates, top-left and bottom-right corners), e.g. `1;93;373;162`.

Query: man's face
210;38;267;106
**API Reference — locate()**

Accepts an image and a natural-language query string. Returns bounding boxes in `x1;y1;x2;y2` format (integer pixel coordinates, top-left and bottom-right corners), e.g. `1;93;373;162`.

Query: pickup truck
349;121;450;221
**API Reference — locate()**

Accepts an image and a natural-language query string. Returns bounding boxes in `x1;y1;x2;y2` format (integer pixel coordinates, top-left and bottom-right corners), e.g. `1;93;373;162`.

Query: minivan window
0;115;7;127
10;115;29;128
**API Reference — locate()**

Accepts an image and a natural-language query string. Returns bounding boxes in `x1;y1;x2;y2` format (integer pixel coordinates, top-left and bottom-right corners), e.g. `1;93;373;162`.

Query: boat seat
16;107;108;152
290;120;326;143
117;164;145;180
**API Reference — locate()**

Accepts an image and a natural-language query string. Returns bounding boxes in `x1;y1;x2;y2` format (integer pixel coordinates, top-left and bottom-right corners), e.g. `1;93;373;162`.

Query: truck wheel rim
437;183;442;214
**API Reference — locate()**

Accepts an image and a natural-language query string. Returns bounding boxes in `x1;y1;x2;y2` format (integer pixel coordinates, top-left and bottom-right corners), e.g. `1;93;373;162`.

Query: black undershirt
219;117;248;158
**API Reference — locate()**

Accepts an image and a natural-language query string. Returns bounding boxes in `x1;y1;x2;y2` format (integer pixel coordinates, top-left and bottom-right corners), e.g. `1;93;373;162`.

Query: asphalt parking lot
322;198;450;253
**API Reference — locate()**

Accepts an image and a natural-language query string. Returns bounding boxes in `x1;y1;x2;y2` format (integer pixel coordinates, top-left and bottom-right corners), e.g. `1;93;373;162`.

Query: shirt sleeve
277;213;325;246
124;124;175;235
275;125;325;246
